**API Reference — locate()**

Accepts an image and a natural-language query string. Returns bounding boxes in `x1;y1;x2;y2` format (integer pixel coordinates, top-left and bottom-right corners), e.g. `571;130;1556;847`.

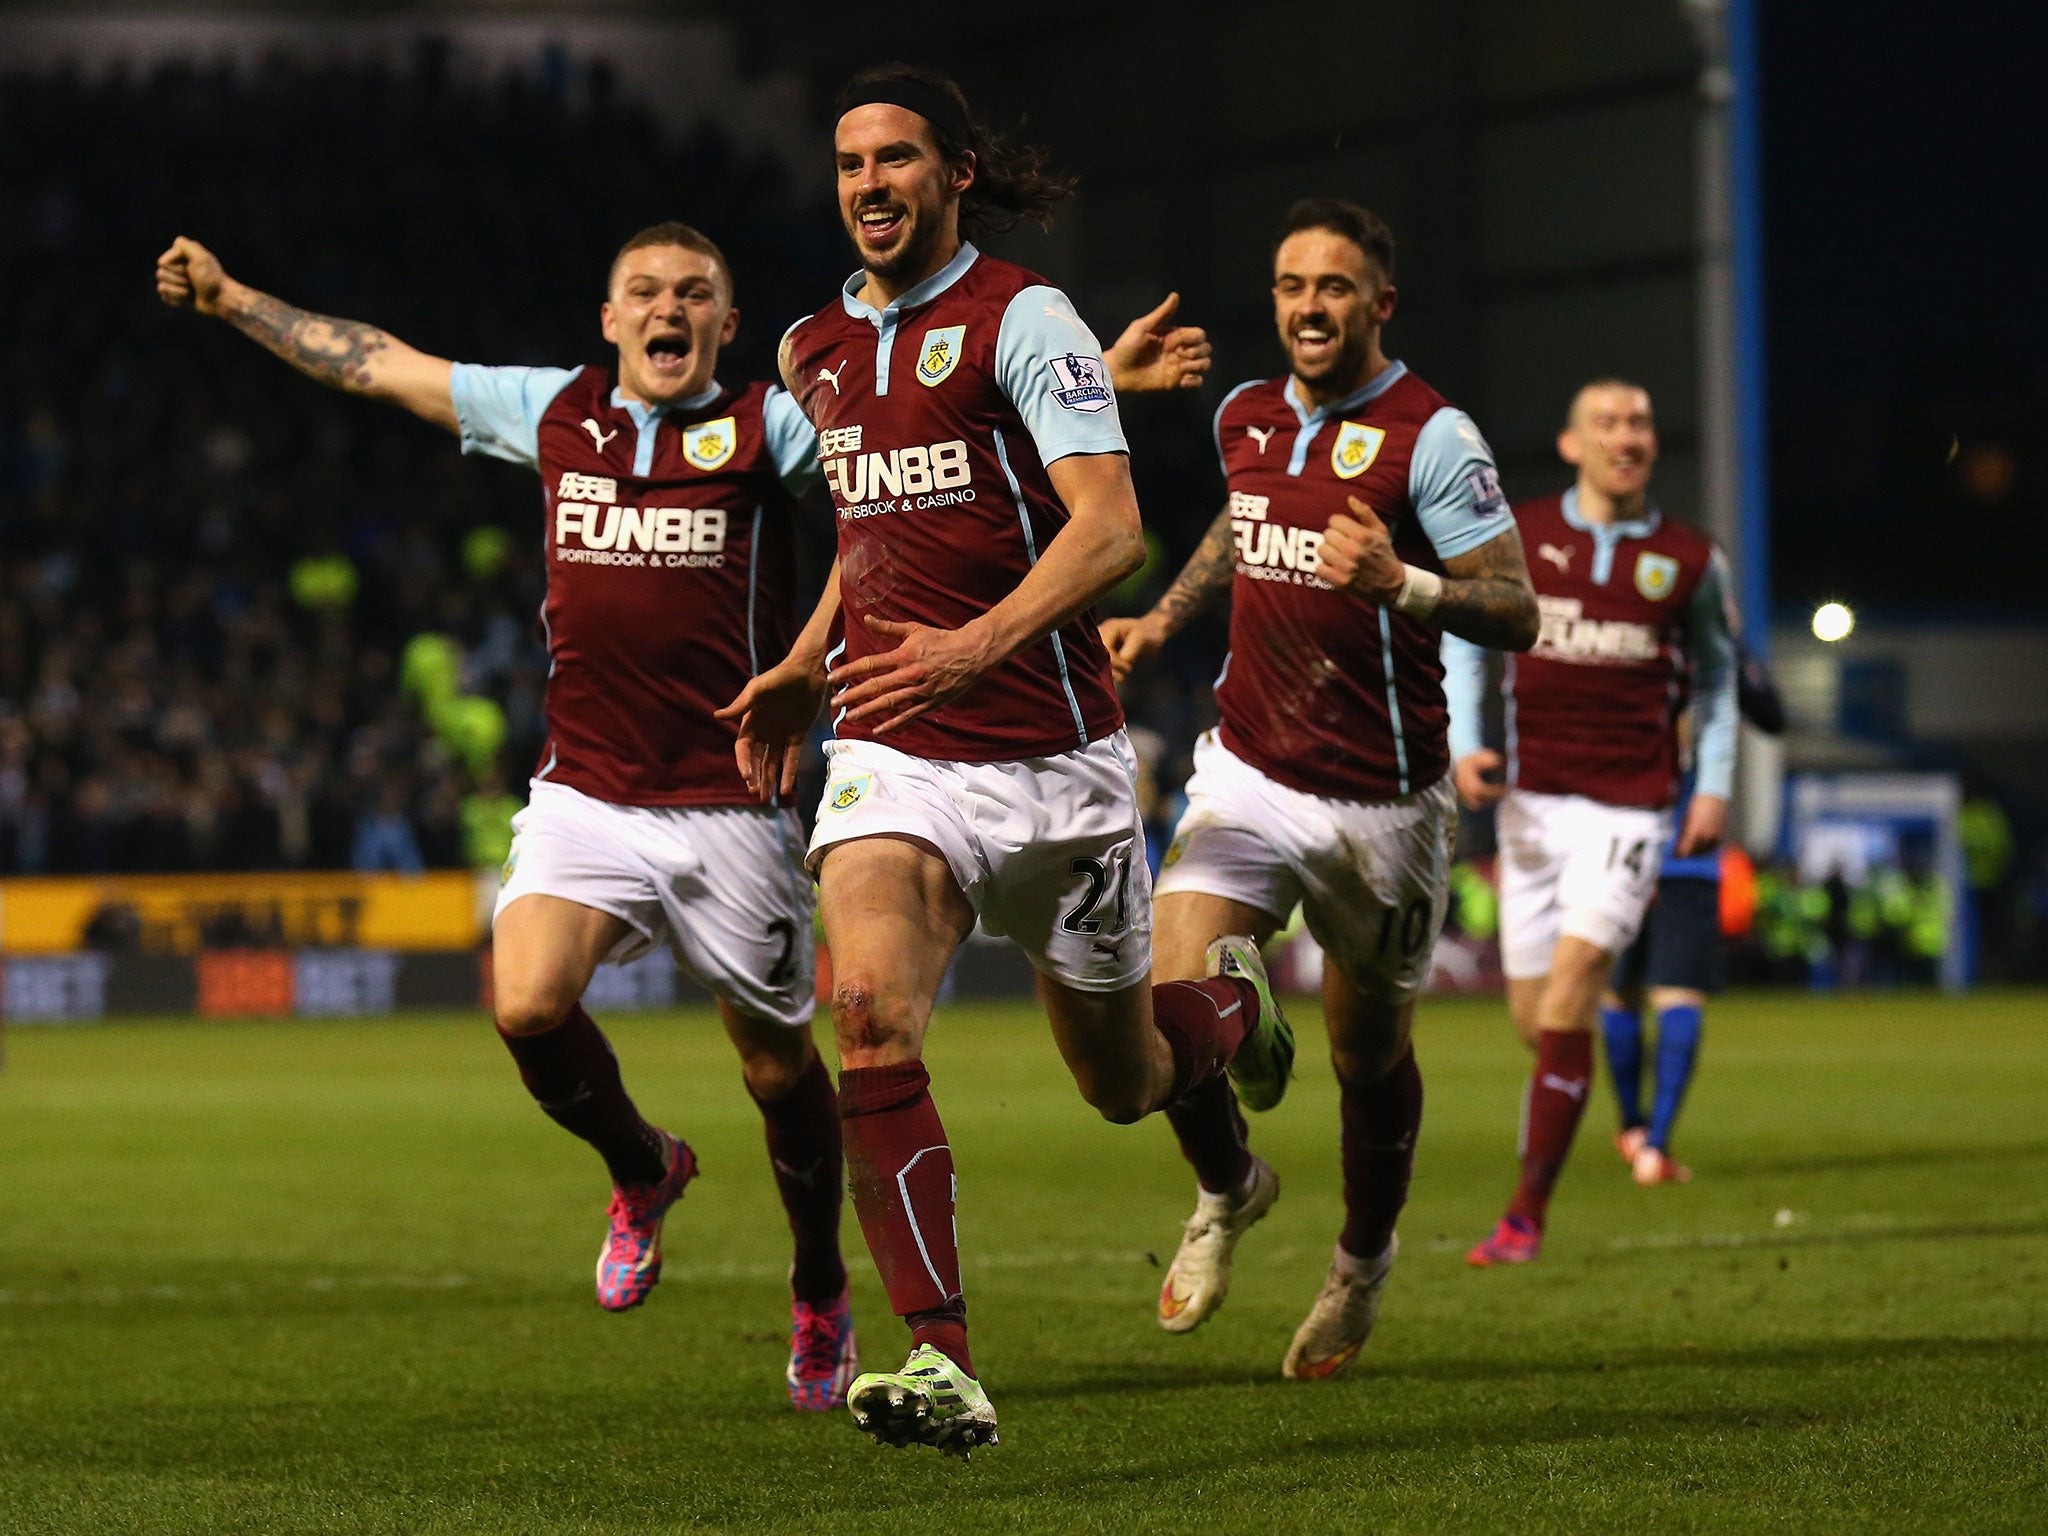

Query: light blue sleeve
1408;407;1517;560
448;363;582;468
995;286;1129;466
1688;547;1741;800
762;386;821;494
1440;632;1491;764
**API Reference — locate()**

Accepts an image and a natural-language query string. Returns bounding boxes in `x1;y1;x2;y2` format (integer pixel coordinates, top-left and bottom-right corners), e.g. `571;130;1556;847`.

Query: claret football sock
1339;1046;1424;1263
907;1299;973;1378
498;1004;668;1187
1165;1070;1256;1195
1600;1004;1646;1130
748;1053;849;1305
1506;1028;1594;1228
1647;1004;1703;1151
1151;976;1259;1102
839;1061;969;1366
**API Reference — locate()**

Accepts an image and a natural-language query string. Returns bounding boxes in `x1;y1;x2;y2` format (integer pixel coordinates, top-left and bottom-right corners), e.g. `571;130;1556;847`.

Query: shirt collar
840;241;981;323
1561;485;1661;538
609;380;723;422
1283;359;1408;424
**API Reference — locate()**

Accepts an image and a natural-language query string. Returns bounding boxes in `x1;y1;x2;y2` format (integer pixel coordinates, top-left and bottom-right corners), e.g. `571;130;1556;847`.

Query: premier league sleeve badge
1048;352;1112;413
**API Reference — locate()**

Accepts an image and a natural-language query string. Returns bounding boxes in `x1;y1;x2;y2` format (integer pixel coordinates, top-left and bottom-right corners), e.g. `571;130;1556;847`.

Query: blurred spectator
460;766;521;872
353;782;426;874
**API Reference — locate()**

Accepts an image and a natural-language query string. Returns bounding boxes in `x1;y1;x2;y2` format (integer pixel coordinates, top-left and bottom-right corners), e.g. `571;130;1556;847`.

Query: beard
848;200;947;284
1289;324;1371;389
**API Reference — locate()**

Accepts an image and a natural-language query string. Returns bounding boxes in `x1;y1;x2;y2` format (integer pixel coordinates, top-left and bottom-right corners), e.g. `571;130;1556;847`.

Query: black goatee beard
852;206;944;285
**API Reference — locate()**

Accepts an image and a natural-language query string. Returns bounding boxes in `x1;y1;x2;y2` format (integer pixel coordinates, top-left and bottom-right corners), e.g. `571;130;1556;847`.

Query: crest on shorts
501;845;519;882
826;772;873;813
916;326;965;387
1163;830;1191;869
1331;421;1386;480
682;416;737;472
1634;551;1680;602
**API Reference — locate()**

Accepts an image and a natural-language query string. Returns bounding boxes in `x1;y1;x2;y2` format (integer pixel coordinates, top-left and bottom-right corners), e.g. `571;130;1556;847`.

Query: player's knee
831;979;915;1060
493;990;570;1038
1331;1039;1406;1086
1075;1071;1152;1126
735;1032;811;1100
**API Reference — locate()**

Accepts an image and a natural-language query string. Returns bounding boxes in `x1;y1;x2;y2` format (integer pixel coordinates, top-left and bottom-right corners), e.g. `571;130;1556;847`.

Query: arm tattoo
226;291;395;393
1436;526;1541;651
1152;503;1238;633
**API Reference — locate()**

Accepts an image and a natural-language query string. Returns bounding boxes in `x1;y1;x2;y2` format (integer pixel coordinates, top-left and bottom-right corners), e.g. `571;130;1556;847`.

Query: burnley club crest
1634;551;1680;602
916;326;965;387
1331;421;1386;480
682;416;737;472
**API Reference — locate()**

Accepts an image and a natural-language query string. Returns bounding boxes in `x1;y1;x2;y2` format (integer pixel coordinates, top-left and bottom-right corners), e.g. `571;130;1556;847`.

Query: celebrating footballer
1104;198;1540;1377
723;64;1295;1456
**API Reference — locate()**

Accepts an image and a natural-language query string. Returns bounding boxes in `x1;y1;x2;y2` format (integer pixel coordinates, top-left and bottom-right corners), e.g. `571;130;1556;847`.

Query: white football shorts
1496;788;1669;979
808;731;1152;994
496;779;816;1026
1154;731;1456;1000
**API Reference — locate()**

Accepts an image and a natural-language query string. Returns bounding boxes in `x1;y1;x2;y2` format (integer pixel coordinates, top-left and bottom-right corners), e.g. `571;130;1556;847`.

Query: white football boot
1157;1156;1280;1333
1281;1236;1398;1380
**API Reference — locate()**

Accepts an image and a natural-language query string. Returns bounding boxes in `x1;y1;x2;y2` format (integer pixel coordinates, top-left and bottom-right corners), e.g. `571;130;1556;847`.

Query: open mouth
856;201;907;248
1290;322;1338;366
646;333;693;375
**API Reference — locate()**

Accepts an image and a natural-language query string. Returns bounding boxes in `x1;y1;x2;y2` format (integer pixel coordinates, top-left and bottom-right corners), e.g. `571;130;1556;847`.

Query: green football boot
1209;934;1295;1112
847;1344;998;1459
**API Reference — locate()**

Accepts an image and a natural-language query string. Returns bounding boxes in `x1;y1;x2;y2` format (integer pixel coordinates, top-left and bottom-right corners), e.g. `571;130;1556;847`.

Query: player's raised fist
1316;496;1404;602
155;236;231;316
1103;293;1213;394
1098;614;1167;686
1453;748;1507;810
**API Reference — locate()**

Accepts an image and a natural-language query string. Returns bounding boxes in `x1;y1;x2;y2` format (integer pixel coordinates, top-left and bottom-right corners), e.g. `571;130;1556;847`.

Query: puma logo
1538;542;1573;573
817;360;848;394
1246;424;1276;453
1539;1073;1588;1102
1042;303;1089;337
581;418;618;453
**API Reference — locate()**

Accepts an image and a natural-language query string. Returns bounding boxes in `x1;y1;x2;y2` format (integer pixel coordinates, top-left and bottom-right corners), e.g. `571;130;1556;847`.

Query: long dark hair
838;64;1075;241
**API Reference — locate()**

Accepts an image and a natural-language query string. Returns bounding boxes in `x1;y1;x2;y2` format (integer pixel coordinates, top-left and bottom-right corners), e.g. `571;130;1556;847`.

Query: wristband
1393;563;1443;618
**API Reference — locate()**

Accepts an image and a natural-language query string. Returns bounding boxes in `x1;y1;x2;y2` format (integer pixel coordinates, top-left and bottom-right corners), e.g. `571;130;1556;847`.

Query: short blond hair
608;222;731;295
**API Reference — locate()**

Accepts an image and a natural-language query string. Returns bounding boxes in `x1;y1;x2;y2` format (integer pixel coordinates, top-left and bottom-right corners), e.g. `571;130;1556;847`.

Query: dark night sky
1762;3;2048;617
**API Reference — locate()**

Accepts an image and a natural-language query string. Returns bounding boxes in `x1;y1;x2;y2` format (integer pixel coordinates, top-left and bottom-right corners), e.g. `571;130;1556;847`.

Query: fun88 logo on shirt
552;474;728;568
824;439;974;517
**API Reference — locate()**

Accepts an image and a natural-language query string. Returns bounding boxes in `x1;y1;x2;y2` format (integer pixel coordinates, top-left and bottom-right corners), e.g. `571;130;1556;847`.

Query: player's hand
1102;293;1212;394
829;617;995;736
1098;613;1168;686
156;236;232;317
715;656;827;801
1453;749;1507;810
1676;793;1728;858
1316;497;1406;603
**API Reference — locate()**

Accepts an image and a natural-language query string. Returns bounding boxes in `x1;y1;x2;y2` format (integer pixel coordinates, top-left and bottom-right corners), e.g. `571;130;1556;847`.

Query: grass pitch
0;991;2042;1534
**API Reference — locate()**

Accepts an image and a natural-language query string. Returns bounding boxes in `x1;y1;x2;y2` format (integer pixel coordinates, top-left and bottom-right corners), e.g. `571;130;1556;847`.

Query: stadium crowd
0;50;839;877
